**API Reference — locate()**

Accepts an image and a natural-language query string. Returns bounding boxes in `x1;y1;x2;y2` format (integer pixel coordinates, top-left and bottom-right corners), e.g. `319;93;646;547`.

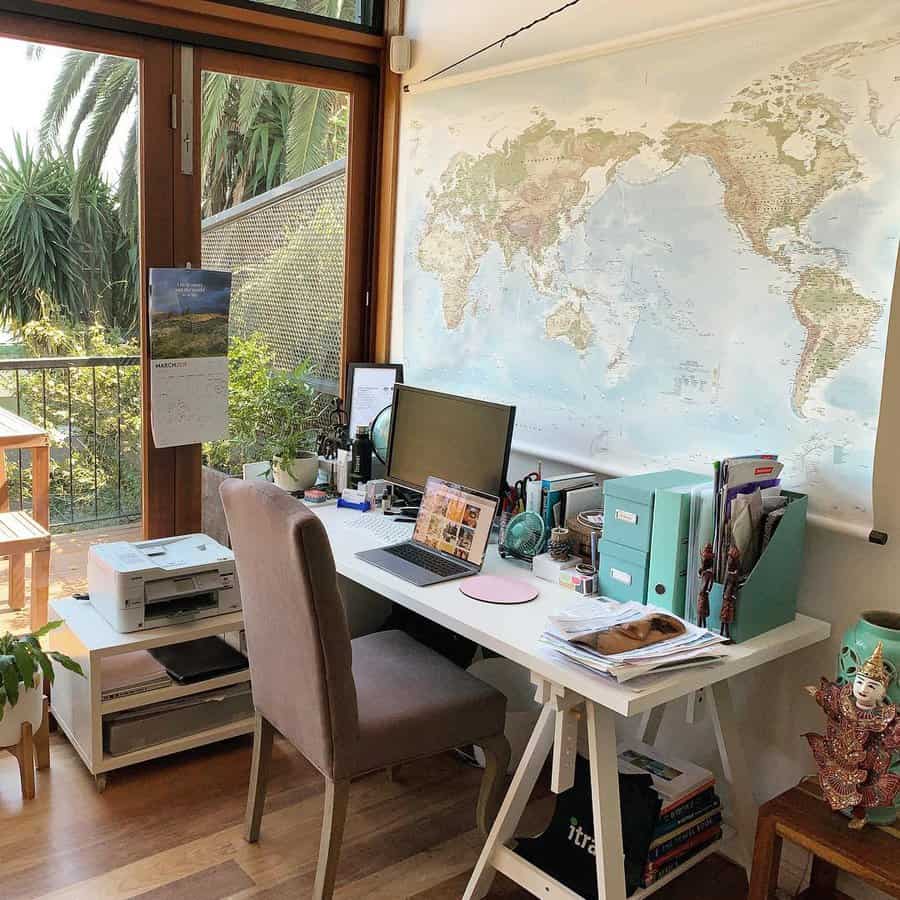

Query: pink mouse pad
459;575;538;604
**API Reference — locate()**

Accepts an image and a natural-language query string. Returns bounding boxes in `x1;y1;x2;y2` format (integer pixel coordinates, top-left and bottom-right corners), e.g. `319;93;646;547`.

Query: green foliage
202;334;322;475
0;621;84;720
0;137;137;334
1;320;141;528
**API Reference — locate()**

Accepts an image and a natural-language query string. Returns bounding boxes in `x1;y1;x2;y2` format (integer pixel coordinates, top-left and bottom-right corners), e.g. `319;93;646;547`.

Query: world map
398;4;900;526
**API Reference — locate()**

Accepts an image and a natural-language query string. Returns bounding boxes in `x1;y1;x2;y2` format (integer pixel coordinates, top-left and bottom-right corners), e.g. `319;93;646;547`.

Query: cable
404;0;584;92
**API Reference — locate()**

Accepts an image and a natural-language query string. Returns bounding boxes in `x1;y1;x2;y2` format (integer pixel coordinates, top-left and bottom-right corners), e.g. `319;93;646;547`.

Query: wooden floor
0;729;748;899
0;522;748;898
0;522;141;634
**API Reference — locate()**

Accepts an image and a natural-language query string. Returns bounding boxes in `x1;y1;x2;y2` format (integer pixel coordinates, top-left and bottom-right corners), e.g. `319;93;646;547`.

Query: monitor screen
413;478;498;566
386;386;515;495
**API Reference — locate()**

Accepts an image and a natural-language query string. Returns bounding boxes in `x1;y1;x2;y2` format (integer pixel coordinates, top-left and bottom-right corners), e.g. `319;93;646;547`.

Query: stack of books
616;740;722;888
101;650;172;702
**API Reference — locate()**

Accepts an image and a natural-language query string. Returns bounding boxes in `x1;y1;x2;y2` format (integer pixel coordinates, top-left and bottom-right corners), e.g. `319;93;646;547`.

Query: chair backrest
221;479;359;780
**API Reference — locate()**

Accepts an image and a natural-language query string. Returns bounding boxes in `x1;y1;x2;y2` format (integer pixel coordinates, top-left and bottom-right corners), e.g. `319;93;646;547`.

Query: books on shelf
617;739;714;803
101;650;172;701
616;739;724;888
541;599;728;686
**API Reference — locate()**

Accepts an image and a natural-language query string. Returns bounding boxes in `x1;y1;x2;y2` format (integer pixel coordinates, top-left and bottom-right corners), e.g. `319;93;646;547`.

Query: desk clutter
541;599;727;686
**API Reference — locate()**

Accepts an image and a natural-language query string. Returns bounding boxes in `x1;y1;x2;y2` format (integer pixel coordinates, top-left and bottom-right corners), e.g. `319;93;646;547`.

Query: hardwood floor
0;730;749;899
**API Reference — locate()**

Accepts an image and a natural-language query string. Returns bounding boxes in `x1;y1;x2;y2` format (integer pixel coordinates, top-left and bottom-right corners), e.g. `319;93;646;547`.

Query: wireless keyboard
347;514;414;545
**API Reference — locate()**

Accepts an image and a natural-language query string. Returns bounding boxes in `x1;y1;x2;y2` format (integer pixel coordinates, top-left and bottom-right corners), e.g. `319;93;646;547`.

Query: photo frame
345;362;404;437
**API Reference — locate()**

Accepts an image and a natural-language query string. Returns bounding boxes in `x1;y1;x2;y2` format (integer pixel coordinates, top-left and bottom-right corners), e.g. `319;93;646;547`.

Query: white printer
88;534;240;633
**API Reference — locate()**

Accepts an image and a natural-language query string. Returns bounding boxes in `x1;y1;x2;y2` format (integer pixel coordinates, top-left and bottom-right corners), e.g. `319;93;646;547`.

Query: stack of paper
101;650;172;701
541;599;728;684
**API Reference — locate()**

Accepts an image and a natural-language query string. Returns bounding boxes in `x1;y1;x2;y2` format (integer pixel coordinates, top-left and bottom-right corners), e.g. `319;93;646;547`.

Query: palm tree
0;136;136;332
39;0;354;221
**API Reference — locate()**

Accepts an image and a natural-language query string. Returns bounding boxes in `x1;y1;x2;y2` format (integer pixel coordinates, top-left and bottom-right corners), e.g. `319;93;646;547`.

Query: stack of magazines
617;740;723;887
541;599;728;685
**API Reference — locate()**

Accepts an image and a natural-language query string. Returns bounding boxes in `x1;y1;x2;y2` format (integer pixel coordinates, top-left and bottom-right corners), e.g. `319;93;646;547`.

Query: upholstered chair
220;479;510;899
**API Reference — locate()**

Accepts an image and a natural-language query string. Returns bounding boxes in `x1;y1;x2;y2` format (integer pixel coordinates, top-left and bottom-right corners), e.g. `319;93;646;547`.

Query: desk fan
500;510;545;563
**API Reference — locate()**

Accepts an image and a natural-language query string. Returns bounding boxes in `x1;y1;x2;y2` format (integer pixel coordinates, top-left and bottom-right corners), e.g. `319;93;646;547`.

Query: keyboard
347;514;414;545
382;543;469;578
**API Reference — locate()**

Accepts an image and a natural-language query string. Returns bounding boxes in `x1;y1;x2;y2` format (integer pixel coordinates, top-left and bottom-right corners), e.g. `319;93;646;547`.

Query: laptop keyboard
383;543;469;577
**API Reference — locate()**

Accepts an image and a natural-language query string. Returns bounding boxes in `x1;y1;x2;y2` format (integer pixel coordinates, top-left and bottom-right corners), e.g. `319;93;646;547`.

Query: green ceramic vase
836;610;900;825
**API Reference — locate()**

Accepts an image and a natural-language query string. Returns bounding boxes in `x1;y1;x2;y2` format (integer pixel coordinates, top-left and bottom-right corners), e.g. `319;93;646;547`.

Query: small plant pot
272;452;319;492
0;671;42;748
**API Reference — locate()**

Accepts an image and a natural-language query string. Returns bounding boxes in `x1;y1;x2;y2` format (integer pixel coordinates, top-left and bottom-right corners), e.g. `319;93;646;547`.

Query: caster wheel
94;773;108;793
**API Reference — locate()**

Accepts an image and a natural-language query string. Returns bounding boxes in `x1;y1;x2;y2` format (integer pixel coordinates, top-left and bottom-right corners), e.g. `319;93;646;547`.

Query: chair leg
475;733;511;836
9;554;25;610
30;548;50;632
313;778;350;900
244;712;275;843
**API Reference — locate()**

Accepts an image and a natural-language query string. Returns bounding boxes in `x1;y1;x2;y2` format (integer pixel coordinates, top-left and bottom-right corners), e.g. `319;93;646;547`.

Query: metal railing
0;355;142;532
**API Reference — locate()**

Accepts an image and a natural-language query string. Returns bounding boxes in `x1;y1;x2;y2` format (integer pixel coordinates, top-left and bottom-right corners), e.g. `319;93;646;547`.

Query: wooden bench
749;778;900;899
0;409;51;628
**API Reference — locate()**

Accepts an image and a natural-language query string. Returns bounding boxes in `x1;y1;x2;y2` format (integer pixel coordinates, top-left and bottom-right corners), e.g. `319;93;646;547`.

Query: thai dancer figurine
804;642;900;829
719;545;741;641
697;543;714;629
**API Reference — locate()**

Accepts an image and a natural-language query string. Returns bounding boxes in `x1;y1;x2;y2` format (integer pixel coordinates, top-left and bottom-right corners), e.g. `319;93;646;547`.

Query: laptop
356;476;499;586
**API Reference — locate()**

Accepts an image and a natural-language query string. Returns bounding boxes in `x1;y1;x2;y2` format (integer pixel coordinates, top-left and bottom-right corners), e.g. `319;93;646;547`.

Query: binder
648;484;699;617
705;491;808;643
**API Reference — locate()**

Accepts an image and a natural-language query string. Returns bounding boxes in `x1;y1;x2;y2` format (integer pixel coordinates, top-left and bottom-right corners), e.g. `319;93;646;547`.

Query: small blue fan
500;510;546;563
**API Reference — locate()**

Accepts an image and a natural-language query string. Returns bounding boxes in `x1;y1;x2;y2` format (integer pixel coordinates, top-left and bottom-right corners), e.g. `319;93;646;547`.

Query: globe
371;404;392;464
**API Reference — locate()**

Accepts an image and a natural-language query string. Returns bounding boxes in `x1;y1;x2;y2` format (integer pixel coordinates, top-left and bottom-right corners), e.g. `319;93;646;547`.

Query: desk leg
463;703;556;900
586;702;628;900
710;679;757;870
637;705;665;745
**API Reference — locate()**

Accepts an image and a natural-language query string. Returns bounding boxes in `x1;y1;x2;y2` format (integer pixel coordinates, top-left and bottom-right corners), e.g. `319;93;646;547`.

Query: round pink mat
459;575;538;604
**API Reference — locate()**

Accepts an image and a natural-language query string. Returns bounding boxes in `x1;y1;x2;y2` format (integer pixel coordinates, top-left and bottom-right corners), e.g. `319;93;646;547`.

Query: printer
88;534;240;633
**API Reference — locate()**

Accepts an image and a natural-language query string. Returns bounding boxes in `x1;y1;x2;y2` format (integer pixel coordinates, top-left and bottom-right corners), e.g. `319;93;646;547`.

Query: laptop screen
413;477;498;566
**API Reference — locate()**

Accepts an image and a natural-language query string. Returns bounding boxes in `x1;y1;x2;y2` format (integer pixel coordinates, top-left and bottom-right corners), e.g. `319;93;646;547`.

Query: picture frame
345;362;404;437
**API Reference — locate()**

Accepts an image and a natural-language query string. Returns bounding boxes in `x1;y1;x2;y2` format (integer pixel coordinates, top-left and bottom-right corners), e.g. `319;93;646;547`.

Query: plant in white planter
261;366;323;493
0;622;83;747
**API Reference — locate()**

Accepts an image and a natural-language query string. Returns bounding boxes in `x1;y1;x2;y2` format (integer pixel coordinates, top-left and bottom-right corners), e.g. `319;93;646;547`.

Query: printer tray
103;682;253;757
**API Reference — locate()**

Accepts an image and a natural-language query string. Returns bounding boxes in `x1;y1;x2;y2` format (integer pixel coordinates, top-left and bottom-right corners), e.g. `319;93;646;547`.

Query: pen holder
705;491;808;643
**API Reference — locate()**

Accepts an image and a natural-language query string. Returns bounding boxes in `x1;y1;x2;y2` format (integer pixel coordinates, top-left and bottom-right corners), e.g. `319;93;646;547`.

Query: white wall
395;3;900;895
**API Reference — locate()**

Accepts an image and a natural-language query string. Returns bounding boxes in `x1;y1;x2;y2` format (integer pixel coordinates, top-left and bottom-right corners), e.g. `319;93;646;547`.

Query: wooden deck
0;522;141;635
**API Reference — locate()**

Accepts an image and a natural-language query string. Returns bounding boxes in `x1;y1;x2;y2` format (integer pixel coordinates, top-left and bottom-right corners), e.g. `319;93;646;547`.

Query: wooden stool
2;697;50;801
749;778;900;899
0;409;51;627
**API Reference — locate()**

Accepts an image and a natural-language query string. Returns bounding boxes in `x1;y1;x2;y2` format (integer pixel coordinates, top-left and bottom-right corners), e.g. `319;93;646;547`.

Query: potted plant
0;622;83;747
261;366;323;492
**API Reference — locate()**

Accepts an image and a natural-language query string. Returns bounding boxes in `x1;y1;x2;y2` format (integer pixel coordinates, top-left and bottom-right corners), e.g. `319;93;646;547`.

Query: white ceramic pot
0;671;42;748
272;452;319;492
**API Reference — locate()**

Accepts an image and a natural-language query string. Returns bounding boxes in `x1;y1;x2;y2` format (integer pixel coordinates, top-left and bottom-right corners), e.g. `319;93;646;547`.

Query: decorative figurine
697;543;714;629
317;397;350;460
719;545;741;641
804;642;900;829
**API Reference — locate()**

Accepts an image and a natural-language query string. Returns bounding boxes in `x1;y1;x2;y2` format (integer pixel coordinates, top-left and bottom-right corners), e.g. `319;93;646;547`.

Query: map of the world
397;2;900;527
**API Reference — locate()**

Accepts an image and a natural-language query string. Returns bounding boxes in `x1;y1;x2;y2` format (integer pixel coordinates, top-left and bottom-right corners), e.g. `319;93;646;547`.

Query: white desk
315;505;830;900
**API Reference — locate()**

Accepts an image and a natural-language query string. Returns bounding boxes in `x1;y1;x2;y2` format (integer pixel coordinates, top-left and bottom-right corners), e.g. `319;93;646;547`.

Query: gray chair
221;479;510;899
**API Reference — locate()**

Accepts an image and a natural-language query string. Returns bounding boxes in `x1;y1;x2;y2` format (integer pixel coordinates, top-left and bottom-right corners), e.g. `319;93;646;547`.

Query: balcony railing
0;355;141;532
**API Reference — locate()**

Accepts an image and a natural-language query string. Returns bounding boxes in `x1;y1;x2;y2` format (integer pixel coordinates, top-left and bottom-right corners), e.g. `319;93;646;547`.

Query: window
212;0;380;32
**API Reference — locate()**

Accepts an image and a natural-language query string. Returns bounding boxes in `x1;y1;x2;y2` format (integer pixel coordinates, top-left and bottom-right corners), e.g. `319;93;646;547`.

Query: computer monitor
386;385;515;496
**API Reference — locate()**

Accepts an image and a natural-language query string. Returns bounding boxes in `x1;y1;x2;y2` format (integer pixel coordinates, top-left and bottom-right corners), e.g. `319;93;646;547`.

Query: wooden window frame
0;0;404;537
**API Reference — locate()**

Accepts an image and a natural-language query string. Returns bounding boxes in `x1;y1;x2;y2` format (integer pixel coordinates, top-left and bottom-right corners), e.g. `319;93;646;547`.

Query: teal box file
603;470;706;553
706;491;808;643
648;479;710;616
598;537;650;604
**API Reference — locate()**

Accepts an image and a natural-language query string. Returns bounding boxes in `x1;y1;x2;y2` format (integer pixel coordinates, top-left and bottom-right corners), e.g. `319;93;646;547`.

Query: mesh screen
202;160;346;389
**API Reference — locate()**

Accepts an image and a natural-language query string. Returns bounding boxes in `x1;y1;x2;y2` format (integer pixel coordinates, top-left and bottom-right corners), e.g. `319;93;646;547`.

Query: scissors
513;471;541;514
